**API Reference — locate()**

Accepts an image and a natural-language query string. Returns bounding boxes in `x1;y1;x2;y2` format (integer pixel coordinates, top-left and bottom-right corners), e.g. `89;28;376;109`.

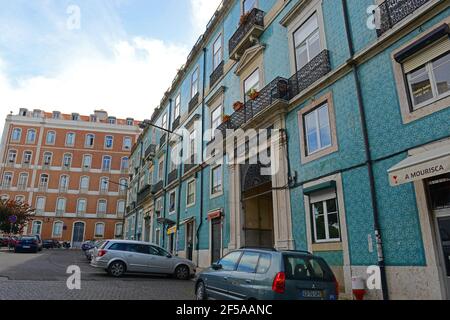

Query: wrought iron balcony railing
168;169;178;185
151;180;164;194
375;0;430;37
172;116;181;130
145;144;157;159
217;77;290;136
229;8;264;59
137;184;152;204
56;210;64;217
189;92;200;113
210;61;224;88
289;50;331;98
183;155;196;175
160;134;167;147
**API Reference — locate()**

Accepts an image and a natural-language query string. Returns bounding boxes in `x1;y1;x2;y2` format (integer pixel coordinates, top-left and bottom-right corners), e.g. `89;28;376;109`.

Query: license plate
23;246;30;249
302;290;323;298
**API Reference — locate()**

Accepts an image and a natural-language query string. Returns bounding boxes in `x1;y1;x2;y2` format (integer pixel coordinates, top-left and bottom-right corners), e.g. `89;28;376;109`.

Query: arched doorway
72;222;85;248
241;164;274;248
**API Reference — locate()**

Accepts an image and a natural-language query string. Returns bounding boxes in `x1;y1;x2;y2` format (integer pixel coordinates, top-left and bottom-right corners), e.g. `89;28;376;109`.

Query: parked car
195;248;339;300
91;240;196;280
81;241;95;252
85;240;106;261
14;236;42;253
43;239;60;249
2;236;19;248
0;237;8;247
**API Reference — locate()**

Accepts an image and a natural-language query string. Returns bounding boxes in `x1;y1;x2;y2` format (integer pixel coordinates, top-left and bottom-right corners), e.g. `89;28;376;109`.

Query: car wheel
108;261;126;277
174;265;190;281
196;281;207;300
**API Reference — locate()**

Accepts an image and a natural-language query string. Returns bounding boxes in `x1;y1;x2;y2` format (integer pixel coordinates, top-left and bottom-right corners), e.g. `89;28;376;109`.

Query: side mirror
212;263;223;270
166;254;173;258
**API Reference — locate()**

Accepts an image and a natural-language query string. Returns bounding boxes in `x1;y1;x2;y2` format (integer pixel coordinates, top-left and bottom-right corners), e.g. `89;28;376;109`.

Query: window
155;229;161;246
105;136;114;149
59;175;69;191
66;133;75;146
72;113;80;121
189;130;196;157
158;157;164;181
97;200;107;214
43;152;52;166
0;195;9;201
155;197;163;215
213;34;223;70
100;178;109;193
35;197;45;213
169;191;176;214
46;131;56;145
115;223;123;237
304;103;332;155
7;150;17;164
23;151;32;164
26;129;36;143
162;113;168;130
53;221;63;238
77;199;87;214
39;174;49;188
15;195;25;204
121;157;129;171
406;51;450;110
62;154;72;168
211;165;223;195
90;115;97;122
139;175;146;191
80;176;89;191
243;0;257;14
95;223;105;238
82;155;92;169
123;137;132;150
127;118;134;126
237;252;260;273
18;173;28;189
174;94;181;120
102;156;112;171
2;173;12;187
11;128;21;142
256;253;272;274
31;221;42;235
52;111;61;119
85;134;95;148
219;251;242;271
119;179;128;193
311;193;340;243
108;117;116;124
56;198;66;214
191;67;199;99
211;105;223;136
244;69;260;102
293;13;321;71
187;179;196;206
117;200;126;215
283;255;334;281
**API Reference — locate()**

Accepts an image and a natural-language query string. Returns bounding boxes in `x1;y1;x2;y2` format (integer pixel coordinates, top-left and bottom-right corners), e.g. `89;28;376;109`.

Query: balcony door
72;222;85;248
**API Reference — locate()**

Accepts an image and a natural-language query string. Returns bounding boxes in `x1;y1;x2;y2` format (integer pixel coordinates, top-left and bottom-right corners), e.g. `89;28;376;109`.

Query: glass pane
308;30;321;60
326;198;337;213
432;53;450;96
256;253;272;274
307;132;318;154
408;66;433;107
220;251;242;271
296;44;309;70
328;213;340;239
283;255;334;281
236;252;260;273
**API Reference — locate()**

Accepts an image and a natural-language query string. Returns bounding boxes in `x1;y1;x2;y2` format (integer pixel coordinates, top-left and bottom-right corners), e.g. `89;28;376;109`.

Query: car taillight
272;272;286;294
16;241;22;245
333;276;339;300
98;249;107;257
33;240;38;245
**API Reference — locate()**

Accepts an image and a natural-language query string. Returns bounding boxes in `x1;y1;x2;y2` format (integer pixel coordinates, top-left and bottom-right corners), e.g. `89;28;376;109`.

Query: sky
0;0;222;134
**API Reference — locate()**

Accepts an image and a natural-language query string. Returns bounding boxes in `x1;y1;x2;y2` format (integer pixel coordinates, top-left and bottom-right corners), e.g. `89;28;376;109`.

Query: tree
0;199;35;234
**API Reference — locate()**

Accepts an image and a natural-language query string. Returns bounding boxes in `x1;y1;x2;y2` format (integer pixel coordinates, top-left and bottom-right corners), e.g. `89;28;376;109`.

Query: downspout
162;98;173;248
176;128;183;256
196;47;207;266
341;0;389;300
134;140;144;240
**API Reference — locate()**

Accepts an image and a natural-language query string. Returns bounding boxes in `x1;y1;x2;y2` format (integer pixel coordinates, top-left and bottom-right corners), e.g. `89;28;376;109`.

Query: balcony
217;77;290;136
6;161;16;168
80;188;89;194
172;116;181;130
100;188;109;195
22;162;31;168
59;186;68;194
151;180;164;194
82;165;90;172
183;155;196;175
145;144;157;159
0;184;11;191
375;0;430;37
56;210;64;217
119;189;127;196
137;184;152;205
168;169;178;185
102;167;111;173
17;184;27;191
229;8;265;60
160;134;167;148
210;61;224;88
38;184;48;192
289;50;331;98
97;212;106;218
189;92;200;114
77;211;85;218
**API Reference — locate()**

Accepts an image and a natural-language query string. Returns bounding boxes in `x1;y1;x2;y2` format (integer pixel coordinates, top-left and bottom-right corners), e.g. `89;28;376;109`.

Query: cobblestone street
0;249;195;300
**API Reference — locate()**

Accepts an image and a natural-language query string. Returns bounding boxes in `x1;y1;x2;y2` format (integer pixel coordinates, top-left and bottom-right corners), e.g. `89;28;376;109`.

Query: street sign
8;215;17;224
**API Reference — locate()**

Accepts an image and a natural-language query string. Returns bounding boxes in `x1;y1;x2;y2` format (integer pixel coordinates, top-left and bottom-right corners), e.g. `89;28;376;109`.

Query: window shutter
404;37;450;73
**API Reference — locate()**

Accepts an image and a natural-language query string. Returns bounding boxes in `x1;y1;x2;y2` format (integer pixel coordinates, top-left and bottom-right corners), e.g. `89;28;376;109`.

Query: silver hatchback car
91;240;196;280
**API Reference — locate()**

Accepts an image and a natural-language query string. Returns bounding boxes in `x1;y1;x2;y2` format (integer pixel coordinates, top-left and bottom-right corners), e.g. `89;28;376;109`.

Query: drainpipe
341;0;389;300
196;47;207;266
176;132;184;256
162;98;173;248
134;140;144;240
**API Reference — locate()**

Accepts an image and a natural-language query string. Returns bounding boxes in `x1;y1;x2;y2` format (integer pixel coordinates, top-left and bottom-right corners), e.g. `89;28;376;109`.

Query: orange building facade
0;109;140;247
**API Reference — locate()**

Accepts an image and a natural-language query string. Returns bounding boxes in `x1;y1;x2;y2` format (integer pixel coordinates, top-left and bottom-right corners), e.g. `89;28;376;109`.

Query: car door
204;251;243;300
125;244;152;272
147;245;174;274
227;251;259;300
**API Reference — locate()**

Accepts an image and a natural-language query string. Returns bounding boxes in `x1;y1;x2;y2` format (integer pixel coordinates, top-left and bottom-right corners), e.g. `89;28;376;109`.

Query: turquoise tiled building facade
125;0;450;299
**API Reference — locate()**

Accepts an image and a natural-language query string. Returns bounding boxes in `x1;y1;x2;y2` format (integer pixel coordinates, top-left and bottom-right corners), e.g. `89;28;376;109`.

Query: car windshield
283;255;334;282
20;237;35;241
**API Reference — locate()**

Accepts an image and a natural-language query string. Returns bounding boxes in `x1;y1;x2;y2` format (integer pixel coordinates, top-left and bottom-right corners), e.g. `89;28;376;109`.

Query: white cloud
0;38;189;133
190;0;223;38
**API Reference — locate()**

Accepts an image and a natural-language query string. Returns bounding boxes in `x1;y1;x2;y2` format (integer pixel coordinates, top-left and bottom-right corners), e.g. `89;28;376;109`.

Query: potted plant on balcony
248;88;260;101
222;115;231;123
233;101;245;111
239;12;251;25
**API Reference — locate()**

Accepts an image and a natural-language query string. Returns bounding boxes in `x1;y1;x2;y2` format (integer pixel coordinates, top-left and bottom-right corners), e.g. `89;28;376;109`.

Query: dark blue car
14;236;41;253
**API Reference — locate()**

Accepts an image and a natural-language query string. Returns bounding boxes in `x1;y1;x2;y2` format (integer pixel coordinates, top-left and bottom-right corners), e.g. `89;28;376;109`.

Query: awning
207;209;223;221
388;144;450;186
303;181;336;195
179;217;195;225
157;217;176;226
167;226;177;235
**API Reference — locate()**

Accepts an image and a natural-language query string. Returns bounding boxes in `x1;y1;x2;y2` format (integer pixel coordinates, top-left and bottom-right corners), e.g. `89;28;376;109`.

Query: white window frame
168;190;176;215
35;197;46;213
82;154;92;169
62;153;72;168
293;13;321;72
18;172;28;189
2;172;13;187
210;105;223;136
26;129;36;144
191;66;199;99
43;152;52;166
115;223;124;237
97;199;107;215
186;179;196;207
243;69;260;102
102;156;112;171
85;134;95;148
213;34;223;70
23;151;32;165
158;157;165;182
31;220;43;235
7;150;17;164
46;131;56;145
77;198;87;214
80;176;90;191
105;135;114;149
304;103;332;156
11;128;22;142
94;223;106;238
174;94;181;120
56;198;67;214
117;200;126;215
52;221;64;238
211;165;223;197
123;137;132;151
310;193;341;244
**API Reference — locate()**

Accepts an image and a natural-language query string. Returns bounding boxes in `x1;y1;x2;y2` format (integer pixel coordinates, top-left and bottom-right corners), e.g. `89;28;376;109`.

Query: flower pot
233;102;244;111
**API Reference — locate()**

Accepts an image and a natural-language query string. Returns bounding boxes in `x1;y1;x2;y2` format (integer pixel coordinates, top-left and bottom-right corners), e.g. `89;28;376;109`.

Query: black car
43;239;60;249
15;236;42;253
